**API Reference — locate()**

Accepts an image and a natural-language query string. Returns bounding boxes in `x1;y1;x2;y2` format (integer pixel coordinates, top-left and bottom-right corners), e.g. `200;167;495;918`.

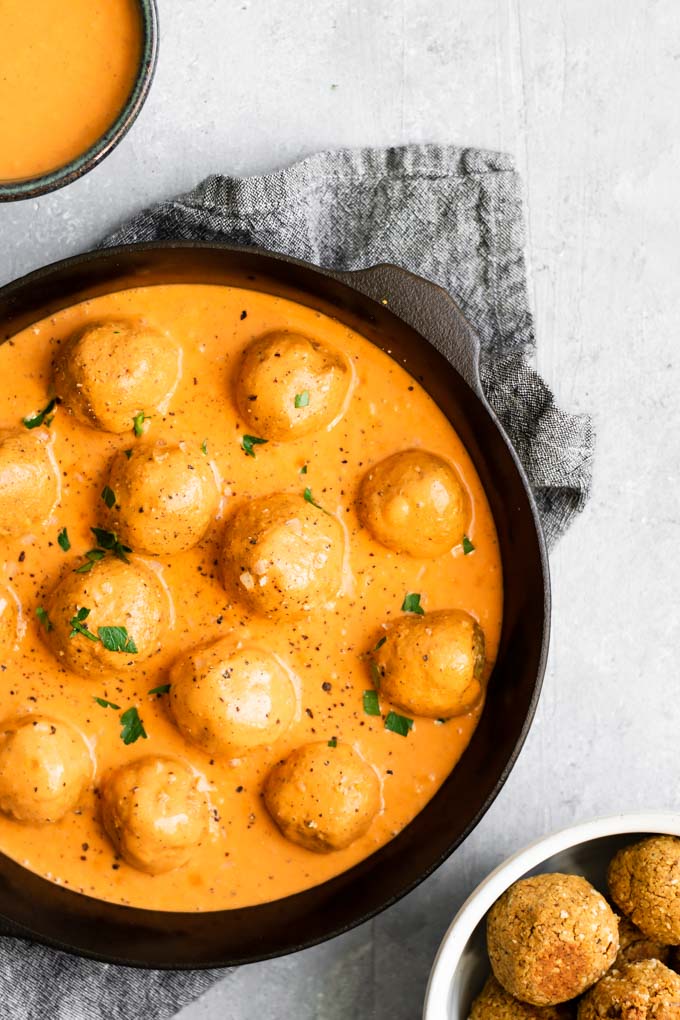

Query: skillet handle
330;263;484;399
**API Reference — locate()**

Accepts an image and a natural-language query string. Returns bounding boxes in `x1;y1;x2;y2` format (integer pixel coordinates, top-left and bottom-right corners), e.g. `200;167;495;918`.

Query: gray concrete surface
2;0;679;1017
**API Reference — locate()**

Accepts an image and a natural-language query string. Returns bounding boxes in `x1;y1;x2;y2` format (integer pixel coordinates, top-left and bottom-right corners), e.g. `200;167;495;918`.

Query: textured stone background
1;1;678;1017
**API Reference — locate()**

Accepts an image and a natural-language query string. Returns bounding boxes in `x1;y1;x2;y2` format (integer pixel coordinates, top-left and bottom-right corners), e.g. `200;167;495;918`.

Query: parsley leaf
23;397;58;430
401;592;424;615
148;683;170;696
36;606;53;632
74;548;106;573
119;706;147;745
101;486;116;510
369;660;382;690
462;535;475;555
94;696;121;710
98;626;138;654
363;690;380;716
57;527;71;552
123;448;133;460
241;434;268;458
303;487;329;514
374;635;386;651
299;464;308;475
201;439;208;455
327;736;338;748
133;412;150;437
294;390;310;408
384;711;413;737
90;527;131;562
69;607;98;641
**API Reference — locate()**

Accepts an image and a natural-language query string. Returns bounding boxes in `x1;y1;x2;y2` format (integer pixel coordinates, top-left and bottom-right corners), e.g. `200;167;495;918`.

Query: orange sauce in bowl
0;284;503;911
0;0;143;182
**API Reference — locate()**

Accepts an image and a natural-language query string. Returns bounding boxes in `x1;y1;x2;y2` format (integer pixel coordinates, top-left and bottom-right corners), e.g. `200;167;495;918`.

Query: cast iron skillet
0;243;549;968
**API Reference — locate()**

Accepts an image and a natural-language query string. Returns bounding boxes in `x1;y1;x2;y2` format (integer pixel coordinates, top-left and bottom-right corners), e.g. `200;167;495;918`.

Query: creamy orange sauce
0;0;142;182
0;284;503;910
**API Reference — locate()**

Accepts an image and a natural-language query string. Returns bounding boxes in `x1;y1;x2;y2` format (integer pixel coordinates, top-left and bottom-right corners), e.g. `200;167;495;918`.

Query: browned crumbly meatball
264;742;380;853
487;873;619;1006
0;429;59;536
608;838;680;945
235;331;350;441
220;493;344;617
101;756;208;874
0;716;93;824
54;319;181;434
469;975;574;1020
43;557;166;678
372;609;485;718
358;449;469;558
106;440;220;554
615;915;672;968
577;959;680;1020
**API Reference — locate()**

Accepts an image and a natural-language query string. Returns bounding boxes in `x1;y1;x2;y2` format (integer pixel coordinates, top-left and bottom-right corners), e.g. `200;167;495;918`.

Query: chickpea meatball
358;449;468;558
264;742;380;853
0;587;19;653
372;609;485;719
487;873;619;1006
101;756;208;875
54;319;181;434
220;493;344;617
470;975;574;1020
235;331;350;441
106;440;220;555
615;916;672;968
608;837;680;944
0;430;59;536
43;557;165;678
0;716;93;824
169;638;297;756
577;959;680;1020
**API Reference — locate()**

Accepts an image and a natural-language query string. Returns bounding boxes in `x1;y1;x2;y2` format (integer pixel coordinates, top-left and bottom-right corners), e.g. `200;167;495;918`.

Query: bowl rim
0;0;159;202
423;811;680;1020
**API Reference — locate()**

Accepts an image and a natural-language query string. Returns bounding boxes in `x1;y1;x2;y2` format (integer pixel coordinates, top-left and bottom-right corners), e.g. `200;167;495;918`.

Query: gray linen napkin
1;145;592;1020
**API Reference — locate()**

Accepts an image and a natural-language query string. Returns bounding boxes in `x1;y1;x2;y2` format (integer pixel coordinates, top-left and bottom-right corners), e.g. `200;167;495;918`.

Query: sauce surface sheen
0;283;503;911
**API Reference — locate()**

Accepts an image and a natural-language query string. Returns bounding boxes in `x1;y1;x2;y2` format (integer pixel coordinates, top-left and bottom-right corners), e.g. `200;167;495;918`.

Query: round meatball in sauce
235;331;351;441
101;756;208;875
220;493;344;617
106;440;220;555
53;319;181;434
169;638;297;757
0;430;59;537
43;557;166;678
0;716;93;825
264;742;380;853
358;449;469;558
372;609;486;719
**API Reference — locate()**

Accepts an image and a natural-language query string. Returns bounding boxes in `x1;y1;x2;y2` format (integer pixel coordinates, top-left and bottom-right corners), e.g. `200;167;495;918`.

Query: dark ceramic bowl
0;1;158;203
0;243;550;967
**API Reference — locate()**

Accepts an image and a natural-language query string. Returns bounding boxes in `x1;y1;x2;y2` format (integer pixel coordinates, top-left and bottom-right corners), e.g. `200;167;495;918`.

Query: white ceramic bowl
423;812;680;1020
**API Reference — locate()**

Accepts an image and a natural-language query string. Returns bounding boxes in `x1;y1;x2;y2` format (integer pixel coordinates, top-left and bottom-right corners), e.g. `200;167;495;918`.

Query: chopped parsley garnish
98;626;138;654
369;660;382;690
201;439;208;455
299;464;308;475
23;397;58;430
94;697;120;710
241;434;268;458
123;448;133;460
363;690;380;716
294;390;310;408
133;412;150;437
401;592;424;615
462;535;475;555
384;711;413;737
120;706;147;745
90;527;131;562
148;683;171;696
69;607;98;641
36;606;52;632
303;487;329;514
327;736;338;748
57;527;71;552
101;486;117;510
374;635;386;651
74;548;107;574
